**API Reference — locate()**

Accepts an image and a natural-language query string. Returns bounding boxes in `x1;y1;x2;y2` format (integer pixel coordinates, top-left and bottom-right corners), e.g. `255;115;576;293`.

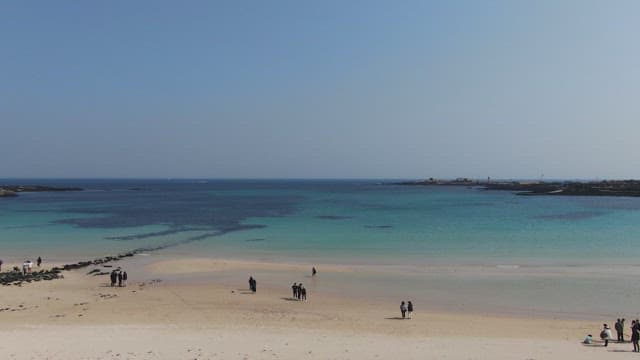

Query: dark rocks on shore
0;268;63;286
1;228;192;287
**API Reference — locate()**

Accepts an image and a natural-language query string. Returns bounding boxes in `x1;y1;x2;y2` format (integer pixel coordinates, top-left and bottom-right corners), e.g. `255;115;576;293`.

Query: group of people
20;257;42;275
110;270;128;287
400;301;413;319
584;318;640;351
291;282;307;300
248;276;257;292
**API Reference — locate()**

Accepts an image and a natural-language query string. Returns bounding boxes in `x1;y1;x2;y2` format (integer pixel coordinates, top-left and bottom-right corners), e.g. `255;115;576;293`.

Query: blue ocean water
1;179;640;266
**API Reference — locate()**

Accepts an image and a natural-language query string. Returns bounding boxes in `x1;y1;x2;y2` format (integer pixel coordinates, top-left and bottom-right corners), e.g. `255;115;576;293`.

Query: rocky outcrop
0;189;17;197
398;179;640;197
0;268;63;286
0;185;82;199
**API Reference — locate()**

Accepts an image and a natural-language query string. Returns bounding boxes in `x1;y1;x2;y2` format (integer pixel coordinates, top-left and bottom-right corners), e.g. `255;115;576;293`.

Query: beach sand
0;256;631;359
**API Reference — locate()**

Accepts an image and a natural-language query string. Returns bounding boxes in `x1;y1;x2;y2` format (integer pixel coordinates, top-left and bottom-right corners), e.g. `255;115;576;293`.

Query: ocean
2;179;640;318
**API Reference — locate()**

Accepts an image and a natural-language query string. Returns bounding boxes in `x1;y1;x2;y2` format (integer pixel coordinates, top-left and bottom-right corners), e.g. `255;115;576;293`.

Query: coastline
0;254;632;359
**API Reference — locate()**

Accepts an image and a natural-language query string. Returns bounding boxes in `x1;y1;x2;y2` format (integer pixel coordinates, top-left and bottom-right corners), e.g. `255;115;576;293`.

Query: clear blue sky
2;1;639;179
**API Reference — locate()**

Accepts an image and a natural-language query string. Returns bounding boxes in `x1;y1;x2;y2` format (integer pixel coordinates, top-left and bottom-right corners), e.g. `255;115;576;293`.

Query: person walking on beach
249;276;256;292
297;283;303;300
117;271;123;287
407;301;413;319
400;301;407;319
292;283;298;299
300;286;307;300
122;271;128;287
615;319;623;342
312;267;317;276
37;256;42;267
631;320;639;352
601;324;613;347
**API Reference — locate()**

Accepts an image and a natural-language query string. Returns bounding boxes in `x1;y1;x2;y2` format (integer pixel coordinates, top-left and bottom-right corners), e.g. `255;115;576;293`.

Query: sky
1;0;639;179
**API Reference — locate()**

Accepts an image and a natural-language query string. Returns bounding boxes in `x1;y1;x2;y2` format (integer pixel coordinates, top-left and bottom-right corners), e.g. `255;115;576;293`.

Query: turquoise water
4;179;640;317
1;180;640;265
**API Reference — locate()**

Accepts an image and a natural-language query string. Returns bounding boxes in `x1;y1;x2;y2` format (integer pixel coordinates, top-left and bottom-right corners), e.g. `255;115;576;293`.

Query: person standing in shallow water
400;301;407;319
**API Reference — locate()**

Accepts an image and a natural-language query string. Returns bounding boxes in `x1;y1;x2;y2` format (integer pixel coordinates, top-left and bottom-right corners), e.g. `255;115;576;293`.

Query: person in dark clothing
297;283;303;300
300;286;307;300
615;319;623;342
110;270;117;287
0;259;3;272
312;267;317;276
117;271;123;287
292;283;298;299
631;320;639;352
407;301;413;319
249;276;254;291
622;318;626;342
252;278;256;292
122;271;128;287
400;301;407;319
37;257;42;267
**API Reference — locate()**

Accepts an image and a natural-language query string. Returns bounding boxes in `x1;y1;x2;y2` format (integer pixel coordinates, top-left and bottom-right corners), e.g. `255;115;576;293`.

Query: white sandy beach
0;256;633;359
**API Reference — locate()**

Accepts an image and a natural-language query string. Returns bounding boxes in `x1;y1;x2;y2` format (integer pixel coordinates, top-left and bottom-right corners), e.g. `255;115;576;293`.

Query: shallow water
2;179;640;317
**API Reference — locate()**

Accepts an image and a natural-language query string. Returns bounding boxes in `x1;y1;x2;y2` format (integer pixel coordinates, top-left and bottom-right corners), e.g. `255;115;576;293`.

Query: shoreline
3;252;639;320
0;254;632;358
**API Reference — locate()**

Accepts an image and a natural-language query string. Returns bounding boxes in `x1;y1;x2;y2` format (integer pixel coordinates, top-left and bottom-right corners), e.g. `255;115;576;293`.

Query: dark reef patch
533;211;605;221
364;225;393;229
316;215;353;220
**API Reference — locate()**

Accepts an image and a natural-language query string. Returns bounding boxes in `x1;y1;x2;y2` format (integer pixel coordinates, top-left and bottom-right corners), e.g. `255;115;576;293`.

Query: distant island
397;178;640;197
0;185;82;198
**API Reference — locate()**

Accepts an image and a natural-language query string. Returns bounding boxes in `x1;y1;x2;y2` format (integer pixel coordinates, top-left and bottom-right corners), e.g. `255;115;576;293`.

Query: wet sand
0;256;633;359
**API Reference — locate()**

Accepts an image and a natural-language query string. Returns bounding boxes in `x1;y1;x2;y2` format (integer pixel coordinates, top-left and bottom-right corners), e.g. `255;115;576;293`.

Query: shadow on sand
234;289;254;294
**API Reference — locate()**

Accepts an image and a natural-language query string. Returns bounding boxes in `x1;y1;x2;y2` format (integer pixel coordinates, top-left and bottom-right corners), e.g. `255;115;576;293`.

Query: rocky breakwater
0;268;63;286
0;251;141;286
0;234;184;286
